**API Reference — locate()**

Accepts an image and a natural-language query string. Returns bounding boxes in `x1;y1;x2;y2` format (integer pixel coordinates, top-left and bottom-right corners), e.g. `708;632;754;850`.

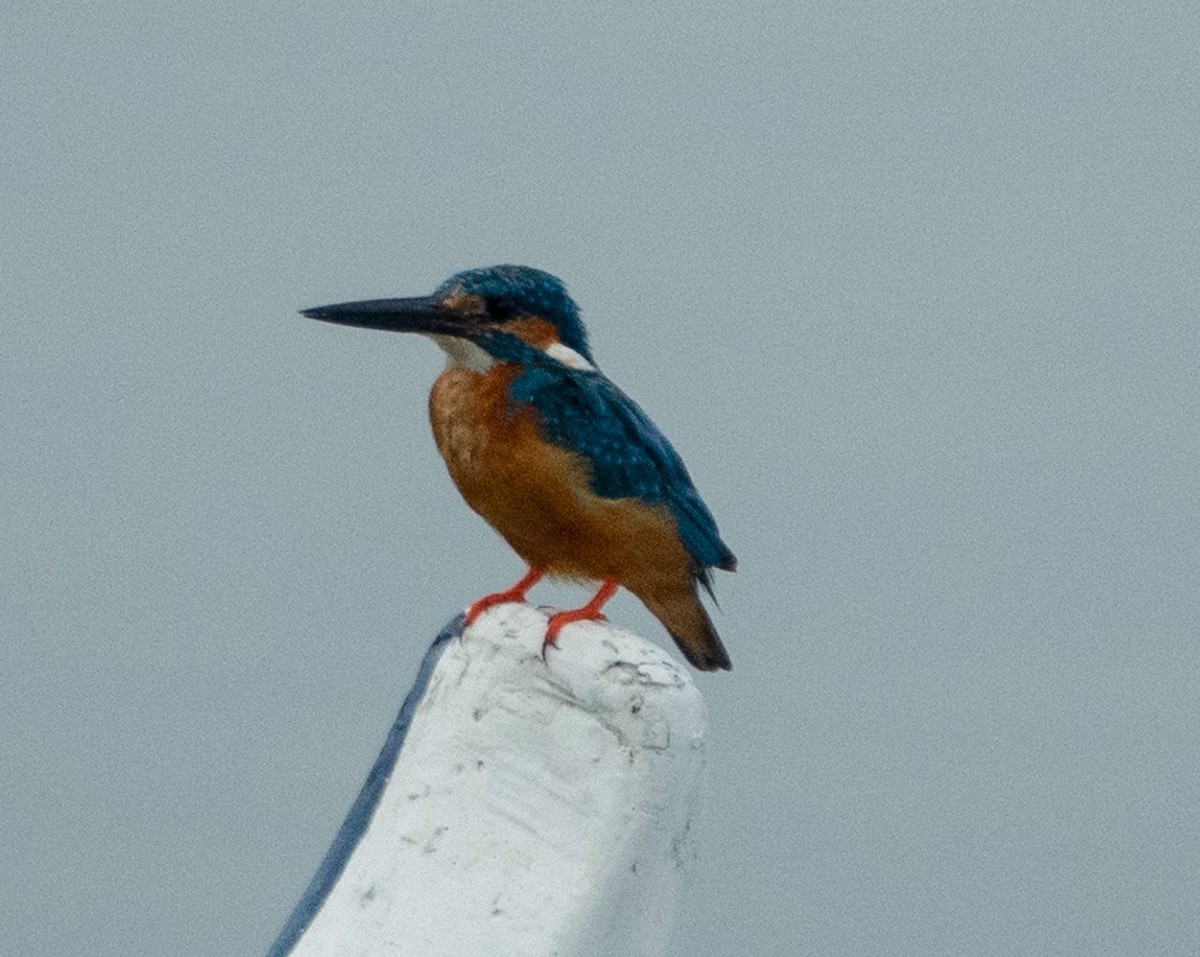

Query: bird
301;265;736;671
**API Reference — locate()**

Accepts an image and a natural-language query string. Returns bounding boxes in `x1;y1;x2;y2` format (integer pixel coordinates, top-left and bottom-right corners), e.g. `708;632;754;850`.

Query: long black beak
300;296;476;337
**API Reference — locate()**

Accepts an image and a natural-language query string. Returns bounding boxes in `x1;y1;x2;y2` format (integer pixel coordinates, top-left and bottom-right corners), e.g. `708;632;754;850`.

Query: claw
465;568;544;625
539;580;619;657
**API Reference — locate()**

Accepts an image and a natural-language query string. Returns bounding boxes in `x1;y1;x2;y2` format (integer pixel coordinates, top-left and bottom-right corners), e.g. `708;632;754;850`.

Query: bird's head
301;265;595;372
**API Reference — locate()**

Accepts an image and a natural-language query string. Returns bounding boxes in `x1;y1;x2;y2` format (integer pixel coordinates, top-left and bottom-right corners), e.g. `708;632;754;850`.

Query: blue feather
486;332;736;580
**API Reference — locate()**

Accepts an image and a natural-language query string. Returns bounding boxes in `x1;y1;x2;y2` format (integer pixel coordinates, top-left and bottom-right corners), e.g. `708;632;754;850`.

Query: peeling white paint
281;604;707;957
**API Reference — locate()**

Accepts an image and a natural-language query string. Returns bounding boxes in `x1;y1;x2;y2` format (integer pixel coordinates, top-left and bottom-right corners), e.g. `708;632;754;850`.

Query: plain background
4;3;1198;955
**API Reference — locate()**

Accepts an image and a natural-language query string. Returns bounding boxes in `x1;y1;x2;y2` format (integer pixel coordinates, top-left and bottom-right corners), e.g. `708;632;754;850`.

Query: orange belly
428;366;693;594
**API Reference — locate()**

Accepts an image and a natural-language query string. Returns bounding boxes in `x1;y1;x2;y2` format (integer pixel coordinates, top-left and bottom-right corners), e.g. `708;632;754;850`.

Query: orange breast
428;365;693;595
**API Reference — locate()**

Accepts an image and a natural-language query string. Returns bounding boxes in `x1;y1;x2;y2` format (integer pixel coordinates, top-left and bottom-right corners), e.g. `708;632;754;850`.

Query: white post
268;603;708;957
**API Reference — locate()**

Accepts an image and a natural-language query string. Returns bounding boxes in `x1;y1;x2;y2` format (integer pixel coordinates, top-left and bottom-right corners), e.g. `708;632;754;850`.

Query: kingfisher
301;265;735;671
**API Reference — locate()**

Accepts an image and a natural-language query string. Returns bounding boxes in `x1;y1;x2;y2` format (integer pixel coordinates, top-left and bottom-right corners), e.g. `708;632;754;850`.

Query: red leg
544;580;620;652
466;567;544;625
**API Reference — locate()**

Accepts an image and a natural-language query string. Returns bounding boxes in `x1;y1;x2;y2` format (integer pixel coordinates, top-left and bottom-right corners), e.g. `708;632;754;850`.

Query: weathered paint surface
270;603;707;957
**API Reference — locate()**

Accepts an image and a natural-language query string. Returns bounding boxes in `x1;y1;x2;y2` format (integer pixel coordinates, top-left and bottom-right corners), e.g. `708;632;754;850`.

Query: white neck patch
544;341;596;371
429;335;595;374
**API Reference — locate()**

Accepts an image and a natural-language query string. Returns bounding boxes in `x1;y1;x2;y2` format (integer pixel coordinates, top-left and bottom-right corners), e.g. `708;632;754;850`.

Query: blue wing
506;350;737;585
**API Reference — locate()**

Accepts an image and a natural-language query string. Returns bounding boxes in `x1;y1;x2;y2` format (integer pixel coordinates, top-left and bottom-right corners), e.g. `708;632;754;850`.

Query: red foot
542;580;619;657
465;568;543;625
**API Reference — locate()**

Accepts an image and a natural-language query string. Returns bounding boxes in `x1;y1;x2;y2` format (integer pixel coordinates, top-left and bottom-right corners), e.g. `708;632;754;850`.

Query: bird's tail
638;586;732;672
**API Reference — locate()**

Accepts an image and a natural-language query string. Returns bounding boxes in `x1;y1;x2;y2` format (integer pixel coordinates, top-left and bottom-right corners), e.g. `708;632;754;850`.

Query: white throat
431;335;495;373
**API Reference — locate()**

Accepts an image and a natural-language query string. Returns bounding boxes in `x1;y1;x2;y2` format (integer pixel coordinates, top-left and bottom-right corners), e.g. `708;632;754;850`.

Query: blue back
478;331;736;583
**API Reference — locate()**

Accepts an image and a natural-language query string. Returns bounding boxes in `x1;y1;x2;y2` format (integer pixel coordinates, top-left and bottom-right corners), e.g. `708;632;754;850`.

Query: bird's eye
486;299;518;322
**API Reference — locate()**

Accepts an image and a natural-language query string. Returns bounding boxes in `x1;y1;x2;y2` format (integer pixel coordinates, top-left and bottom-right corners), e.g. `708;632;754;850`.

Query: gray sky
4;3;1198;955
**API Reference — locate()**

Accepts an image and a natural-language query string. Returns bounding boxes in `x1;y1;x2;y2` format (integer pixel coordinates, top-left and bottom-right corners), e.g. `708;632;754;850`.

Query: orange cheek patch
504;317;559;350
